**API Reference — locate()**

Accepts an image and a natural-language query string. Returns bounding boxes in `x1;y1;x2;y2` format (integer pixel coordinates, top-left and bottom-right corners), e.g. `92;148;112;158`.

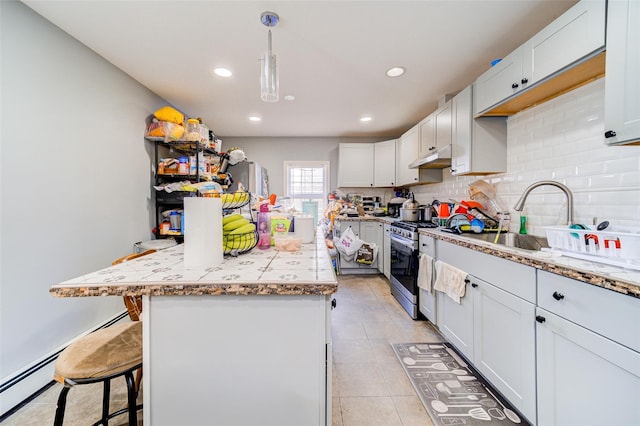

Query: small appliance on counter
387;197;407;218
361;196;381;213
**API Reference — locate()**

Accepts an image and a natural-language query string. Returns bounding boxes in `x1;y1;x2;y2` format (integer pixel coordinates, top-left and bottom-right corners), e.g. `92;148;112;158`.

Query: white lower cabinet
383;223;391;279
434;239;536;424
334;219;381;273
418;234;437;324
472;276;536;424
536;270;640;425
536;308;640;426
437;286;474;360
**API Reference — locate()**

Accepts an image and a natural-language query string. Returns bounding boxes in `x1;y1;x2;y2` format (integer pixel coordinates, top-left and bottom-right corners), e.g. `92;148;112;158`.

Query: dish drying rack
545;225;640;270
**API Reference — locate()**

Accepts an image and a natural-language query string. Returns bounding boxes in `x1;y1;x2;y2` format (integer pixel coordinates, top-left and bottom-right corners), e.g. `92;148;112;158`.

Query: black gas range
389;220;437;319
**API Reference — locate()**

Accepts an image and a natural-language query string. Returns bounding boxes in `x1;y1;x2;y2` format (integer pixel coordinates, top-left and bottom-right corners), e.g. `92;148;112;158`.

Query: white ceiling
22;0;577;139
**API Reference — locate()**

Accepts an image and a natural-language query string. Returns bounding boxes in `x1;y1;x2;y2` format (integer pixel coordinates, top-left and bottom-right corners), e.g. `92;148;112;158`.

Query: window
284;161;330;223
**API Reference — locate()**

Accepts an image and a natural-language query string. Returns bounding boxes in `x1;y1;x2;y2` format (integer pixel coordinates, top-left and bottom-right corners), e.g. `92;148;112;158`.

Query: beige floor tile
392;395;435;426
333;339;375;364
334;363;390;397
332;320;369;340
339;397;403;426
379;362;416;396
362;319;405;340
368;338;402;364
331;397;343;426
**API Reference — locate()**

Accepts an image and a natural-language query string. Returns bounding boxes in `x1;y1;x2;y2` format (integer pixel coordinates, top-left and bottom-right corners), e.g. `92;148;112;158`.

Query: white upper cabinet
434;101;453;151
474;0;605;116
474;46;527;115
396;125;420;186
373;139;397;187
337;143;374;187
527;0;605;84
604;0;640;145
452;85;507;175
418;115;435;158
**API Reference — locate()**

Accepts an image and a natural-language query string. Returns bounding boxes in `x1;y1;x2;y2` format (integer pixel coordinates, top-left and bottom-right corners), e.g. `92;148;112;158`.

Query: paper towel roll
183;197;223;268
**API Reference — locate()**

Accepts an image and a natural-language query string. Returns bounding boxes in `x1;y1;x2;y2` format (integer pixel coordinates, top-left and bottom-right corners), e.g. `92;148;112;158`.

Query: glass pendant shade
261;50;278;102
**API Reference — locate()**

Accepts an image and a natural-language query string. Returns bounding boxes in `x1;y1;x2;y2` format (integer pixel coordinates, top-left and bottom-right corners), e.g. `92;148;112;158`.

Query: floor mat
392;342;529;425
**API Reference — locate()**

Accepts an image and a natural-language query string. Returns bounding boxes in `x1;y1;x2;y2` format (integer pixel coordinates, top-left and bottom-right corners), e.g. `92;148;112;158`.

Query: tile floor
3;273;440;425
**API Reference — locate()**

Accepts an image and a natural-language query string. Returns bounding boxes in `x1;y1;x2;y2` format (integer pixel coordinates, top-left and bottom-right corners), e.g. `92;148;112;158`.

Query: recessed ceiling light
213;67;233;77
360;116;373;123
249;116;261;122
284;95;295;101
386;67;405;77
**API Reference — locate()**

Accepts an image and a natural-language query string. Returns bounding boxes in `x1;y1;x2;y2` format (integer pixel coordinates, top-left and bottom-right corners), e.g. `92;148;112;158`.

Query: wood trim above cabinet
478;50;605;117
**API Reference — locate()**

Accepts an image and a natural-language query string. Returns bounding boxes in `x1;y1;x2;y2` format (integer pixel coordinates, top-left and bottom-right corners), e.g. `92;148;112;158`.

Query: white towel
434;260;468;304
417;253;434;293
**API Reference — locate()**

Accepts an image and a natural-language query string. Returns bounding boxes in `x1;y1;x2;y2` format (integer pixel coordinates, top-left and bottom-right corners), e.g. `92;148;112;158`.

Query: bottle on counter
257;203;271;249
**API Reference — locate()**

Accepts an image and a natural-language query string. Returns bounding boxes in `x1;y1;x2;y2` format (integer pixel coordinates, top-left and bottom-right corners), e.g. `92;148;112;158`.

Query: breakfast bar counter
51;241;337;426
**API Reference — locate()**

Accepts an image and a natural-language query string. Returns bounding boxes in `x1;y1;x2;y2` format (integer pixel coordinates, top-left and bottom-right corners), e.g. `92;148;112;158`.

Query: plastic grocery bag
356;243;378;265
336;226;363;262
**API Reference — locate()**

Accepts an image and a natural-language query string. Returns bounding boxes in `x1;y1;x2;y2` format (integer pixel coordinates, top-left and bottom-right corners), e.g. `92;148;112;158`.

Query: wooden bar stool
53;321;143;425
53;249;156;425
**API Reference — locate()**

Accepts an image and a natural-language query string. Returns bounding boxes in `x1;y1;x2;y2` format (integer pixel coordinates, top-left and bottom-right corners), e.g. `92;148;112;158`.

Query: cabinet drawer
418;234;435;257
436;240;536;302
537;270;640;352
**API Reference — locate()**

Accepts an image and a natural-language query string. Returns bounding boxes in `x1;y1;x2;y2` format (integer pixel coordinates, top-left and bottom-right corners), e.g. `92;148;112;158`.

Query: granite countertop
420;228;640;299
50;239;337;298
335;215;640;298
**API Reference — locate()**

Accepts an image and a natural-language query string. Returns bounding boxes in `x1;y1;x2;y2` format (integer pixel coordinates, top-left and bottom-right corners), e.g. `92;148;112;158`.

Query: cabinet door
528;0;605;85
396;125;420;186
472;278;536;424
452;85;507;176
452;86;472;175
373;139;396;187
604;0;640;145
337;143;374;187
383;224;391;279
473;47;524;115
434;101;452;151
536;308;640;426
437;287;473;361
418;115;436;157
359;221;382;270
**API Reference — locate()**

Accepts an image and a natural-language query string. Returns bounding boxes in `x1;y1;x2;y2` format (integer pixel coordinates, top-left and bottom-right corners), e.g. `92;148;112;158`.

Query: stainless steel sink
463;232;549;251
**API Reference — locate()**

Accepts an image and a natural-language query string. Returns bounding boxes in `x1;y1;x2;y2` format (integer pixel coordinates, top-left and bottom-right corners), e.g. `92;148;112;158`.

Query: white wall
223;136;385;195
1;1;165;413
409;79;640;236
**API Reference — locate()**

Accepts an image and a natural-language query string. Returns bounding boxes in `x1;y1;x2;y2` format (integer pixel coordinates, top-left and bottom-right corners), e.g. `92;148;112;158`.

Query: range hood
409;144;452;169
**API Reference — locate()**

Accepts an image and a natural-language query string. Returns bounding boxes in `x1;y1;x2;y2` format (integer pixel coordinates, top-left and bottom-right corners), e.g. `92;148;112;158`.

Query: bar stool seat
53;321;143;425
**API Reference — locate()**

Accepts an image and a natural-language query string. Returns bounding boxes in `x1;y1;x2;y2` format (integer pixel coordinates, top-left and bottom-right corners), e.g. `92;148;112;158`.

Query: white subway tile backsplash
409;78;640;235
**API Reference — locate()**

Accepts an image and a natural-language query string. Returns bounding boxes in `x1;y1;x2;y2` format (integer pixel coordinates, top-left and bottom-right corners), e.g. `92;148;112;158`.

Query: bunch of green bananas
222;213;257;252
221;191;250;206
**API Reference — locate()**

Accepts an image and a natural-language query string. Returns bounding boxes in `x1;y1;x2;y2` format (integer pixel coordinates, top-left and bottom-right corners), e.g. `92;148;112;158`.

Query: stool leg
101;379;111;425
124;371;138;425
54;385;71;426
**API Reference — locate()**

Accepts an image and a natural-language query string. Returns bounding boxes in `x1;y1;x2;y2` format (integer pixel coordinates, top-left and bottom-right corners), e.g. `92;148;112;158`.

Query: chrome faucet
513;180;574;225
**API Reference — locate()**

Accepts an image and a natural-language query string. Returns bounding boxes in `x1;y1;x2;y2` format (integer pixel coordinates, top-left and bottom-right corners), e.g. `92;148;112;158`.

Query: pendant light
260;11;279;102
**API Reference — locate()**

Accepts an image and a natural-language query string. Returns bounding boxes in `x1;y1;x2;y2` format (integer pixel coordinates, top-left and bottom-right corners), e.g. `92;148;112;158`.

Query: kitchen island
50;239;337;426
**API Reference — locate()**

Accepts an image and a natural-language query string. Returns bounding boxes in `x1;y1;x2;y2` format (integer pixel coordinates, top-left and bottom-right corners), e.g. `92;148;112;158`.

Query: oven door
389;234;419;318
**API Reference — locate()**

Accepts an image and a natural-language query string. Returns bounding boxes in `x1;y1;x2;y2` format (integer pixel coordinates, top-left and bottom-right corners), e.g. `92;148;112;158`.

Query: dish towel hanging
434;260;468;304
417;253;434;293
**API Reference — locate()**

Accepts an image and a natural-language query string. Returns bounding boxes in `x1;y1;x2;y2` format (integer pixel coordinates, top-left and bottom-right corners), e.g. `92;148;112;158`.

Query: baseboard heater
0;311;129;420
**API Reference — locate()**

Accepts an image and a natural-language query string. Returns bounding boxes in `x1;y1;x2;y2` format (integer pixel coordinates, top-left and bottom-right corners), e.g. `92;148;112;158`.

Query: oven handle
390;234;416;251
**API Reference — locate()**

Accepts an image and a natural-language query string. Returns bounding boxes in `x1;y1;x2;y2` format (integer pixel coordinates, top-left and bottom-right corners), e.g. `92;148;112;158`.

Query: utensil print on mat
430;400;481;413
488;407;506;420
485;386;521;423
410;346;443;356
436;382;486;397
437;407;491;421
402;358;448;370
